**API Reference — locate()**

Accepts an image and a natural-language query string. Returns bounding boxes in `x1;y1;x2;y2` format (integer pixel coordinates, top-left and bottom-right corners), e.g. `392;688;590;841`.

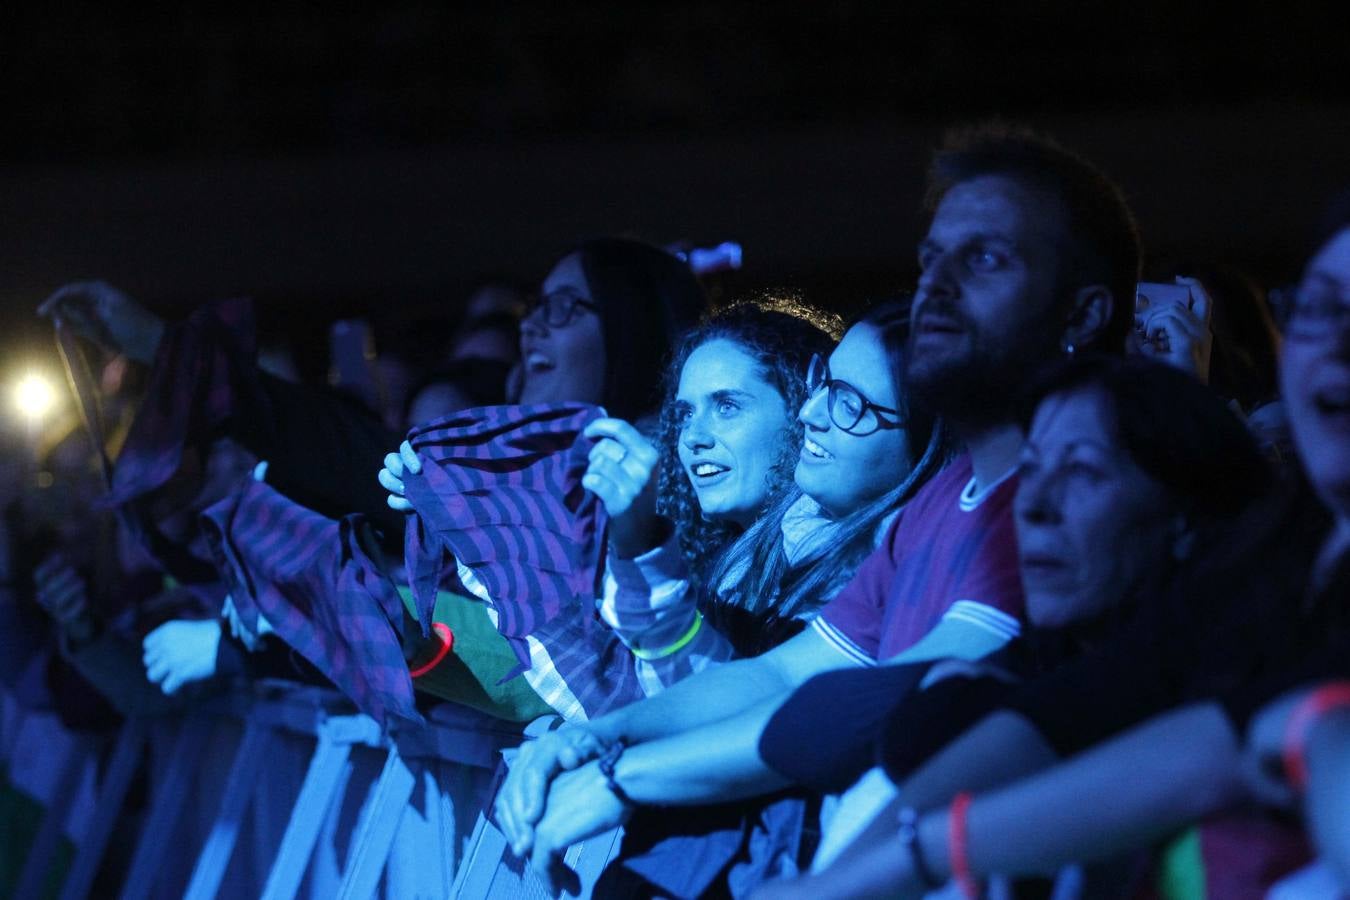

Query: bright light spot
14;374;57;419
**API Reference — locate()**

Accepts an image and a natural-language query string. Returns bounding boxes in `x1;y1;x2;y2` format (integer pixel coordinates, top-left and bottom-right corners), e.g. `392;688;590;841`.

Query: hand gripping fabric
202;477;419;727
401;403;608;670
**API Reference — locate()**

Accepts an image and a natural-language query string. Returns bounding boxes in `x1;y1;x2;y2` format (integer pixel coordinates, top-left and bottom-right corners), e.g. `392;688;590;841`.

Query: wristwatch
897;806;941;889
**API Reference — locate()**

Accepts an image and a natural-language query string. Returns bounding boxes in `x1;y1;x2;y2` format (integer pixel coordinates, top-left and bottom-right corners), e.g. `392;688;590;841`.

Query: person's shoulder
904;454;974;516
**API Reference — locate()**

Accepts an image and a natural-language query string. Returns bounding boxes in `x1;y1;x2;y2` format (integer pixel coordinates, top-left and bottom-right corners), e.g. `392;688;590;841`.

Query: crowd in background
2;123;1350;899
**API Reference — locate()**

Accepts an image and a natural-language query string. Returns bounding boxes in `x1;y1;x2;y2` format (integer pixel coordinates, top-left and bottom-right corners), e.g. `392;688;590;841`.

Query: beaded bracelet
1282;680;1350;791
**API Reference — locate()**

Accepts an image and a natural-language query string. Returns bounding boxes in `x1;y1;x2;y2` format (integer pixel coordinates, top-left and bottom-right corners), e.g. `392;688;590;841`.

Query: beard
906;322;1059;426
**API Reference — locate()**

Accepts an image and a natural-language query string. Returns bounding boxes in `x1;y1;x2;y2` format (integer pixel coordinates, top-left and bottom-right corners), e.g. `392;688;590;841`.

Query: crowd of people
2;123;1349;898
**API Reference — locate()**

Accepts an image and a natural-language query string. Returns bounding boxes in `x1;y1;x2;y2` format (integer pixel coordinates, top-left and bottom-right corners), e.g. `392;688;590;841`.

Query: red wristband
1282;681;1350;791
949;791;978;899
409;623;454;678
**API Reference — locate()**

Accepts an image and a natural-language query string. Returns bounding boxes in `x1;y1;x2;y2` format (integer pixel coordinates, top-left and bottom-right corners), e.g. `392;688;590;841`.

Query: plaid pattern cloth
518;599;731;720
61;297;265;589
538;535;733;716
401;403;607;668
105;297;262;508
202;477;418;727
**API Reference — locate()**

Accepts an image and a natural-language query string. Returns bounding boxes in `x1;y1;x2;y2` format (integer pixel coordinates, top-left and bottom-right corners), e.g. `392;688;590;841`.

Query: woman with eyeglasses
527;299;946;722
514;238;707;421
492;300;950;895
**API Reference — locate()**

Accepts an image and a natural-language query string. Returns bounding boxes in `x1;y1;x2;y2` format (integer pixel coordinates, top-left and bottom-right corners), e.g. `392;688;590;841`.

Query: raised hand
377;440;422;512
581;418;662;558
33;553;95;642
1134;277;1214;383
141;619;222;695
37;281;166;364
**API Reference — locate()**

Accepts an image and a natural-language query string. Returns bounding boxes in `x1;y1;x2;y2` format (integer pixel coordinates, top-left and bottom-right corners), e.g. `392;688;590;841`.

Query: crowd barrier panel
2;679;533;899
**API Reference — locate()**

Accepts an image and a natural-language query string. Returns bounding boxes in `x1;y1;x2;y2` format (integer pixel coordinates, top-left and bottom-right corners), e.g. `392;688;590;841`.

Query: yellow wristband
630;612;704;661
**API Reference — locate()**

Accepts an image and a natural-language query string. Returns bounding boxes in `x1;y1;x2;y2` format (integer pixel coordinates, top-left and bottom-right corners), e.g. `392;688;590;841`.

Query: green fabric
1155;827;1206;900
398;586;552;723
0;769;74;900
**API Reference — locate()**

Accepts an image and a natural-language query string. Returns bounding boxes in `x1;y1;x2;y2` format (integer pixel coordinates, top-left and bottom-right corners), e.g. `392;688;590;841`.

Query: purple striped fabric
202;477;418;727
401;403;607;668
105;297;262;508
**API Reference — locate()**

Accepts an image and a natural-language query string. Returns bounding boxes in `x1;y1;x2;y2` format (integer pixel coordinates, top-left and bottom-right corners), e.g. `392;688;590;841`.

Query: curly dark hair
704;298;951;651
654;296;841;580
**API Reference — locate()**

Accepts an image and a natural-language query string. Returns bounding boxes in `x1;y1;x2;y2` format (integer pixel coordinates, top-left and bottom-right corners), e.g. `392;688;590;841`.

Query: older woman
760;217;1350;899
752;355;1270;875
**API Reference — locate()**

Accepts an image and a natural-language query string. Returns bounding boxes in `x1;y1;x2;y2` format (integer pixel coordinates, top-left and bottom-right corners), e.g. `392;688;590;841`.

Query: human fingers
38;571;83;609
587;436;627;466
144;657;169;684
535;849;580;899
585;420;659;470
143;621;175;654
585;451;640;493
583;417;648;450
1146;307;1205;344
161;668;187;695
382;452;405;481
1174;277;1213;326
400;440;421;475
377;466;405;496
47;583;88;622
580;469;620;509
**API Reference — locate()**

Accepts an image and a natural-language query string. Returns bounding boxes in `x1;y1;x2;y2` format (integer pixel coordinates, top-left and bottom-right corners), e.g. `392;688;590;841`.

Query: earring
1063;341;1076;357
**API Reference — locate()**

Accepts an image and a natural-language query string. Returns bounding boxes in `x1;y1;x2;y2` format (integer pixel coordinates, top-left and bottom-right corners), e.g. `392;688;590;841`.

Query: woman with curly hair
555;297;946;719
522;299;839;718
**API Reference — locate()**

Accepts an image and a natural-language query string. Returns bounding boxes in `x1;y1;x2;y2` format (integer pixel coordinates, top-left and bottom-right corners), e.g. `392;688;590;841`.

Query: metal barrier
3;679;529;899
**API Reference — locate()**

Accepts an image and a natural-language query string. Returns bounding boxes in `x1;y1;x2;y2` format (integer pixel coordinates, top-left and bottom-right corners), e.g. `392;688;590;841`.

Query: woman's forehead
677;339;773;397
830;323;893;401
541;252;588;295
1029;387;1115;447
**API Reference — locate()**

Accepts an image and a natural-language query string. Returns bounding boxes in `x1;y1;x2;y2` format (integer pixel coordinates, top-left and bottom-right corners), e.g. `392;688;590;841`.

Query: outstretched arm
769;703;1244;899
496;626;847;856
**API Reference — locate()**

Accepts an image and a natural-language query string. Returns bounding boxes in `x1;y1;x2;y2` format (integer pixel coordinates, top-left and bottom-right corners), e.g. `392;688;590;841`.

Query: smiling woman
517;238;708;421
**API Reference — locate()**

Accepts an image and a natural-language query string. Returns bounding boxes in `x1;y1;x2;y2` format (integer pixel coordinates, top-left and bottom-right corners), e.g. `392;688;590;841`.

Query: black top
759;640;1051;794
1219;629;1350;735
1008;481;1334;757
759;661;930;794
230;371;406;544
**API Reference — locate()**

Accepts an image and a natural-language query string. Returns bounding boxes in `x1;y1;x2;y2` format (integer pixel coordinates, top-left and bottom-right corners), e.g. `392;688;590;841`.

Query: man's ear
1061;284;1115;352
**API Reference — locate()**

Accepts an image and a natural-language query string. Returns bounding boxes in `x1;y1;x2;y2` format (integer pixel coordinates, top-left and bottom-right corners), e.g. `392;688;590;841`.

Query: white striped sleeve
940;600;1021;641
810;617;876;668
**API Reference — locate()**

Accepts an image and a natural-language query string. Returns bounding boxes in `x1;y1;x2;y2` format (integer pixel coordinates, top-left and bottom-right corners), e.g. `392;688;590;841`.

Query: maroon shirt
812;455;1023;664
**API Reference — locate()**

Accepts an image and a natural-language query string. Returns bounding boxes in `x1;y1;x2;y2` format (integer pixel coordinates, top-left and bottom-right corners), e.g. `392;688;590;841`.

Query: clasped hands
494;724;633;895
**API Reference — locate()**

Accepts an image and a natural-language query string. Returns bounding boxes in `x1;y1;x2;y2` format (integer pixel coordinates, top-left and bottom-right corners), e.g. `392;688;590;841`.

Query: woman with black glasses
492;299;949;895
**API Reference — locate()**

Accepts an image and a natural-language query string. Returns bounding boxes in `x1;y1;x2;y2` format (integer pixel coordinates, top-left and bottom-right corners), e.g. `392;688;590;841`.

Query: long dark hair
655;298;840;579
706;299;949;628
577;238;708;421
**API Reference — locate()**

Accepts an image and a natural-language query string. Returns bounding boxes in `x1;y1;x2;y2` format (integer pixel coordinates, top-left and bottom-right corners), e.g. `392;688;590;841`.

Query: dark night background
2;1;1348;387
